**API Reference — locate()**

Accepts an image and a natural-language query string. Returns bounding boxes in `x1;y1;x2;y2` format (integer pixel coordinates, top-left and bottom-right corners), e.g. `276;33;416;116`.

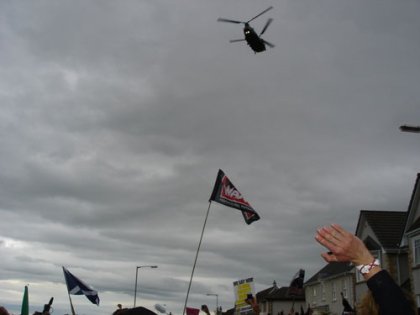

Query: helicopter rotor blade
229;39;246;43
217;18;244;24
262;39;275;48
260;18;273;36
247;6;273;23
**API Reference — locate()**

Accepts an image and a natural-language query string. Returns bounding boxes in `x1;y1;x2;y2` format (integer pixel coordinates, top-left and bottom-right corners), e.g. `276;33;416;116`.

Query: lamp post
206;293;219;315
134;265;158;307
400;125;420;133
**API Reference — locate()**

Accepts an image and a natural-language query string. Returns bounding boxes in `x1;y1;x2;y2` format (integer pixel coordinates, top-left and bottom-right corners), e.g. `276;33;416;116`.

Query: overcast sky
1;0;420;314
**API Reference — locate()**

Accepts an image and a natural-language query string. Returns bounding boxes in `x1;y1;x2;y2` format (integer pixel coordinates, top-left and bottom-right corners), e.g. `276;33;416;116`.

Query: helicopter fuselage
243;24;266;53
217;6;274;53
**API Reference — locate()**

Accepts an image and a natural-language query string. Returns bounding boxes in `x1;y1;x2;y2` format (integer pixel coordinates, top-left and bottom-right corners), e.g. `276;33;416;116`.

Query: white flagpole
63;267;76;315
67;290;76;315
183;201;212;315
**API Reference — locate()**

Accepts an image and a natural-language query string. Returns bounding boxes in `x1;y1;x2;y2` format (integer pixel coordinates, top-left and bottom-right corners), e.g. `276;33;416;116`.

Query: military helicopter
217;6;275;53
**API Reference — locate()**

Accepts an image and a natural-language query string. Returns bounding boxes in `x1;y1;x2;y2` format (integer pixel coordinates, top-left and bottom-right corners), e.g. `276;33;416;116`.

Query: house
256;281;305;315
303;209;408;315
221;308;235;315
222;173;420;315
354;209;409;300
402;173;420;306
304;262;355;315
303;173;420;312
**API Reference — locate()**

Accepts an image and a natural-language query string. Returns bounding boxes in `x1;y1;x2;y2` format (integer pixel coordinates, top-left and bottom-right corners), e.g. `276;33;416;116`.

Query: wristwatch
356;259;380;274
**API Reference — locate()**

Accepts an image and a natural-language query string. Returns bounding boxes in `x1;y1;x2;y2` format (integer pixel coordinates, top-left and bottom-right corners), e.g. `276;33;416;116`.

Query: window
321;283;326;301
311;287;317;306
341;279;347;298
332;282;337;302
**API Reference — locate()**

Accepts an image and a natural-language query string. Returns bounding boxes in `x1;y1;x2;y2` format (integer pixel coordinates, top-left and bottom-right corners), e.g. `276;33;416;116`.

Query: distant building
221;308;235;315
256;281;305;315
402;173;420;306
354;209;409;300
304;262;354;315
225;173;420;314
304;173;420;313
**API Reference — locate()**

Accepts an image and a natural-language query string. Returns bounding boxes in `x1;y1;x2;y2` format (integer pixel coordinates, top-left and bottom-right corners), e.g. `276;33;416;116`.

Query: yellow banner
233;277;254;313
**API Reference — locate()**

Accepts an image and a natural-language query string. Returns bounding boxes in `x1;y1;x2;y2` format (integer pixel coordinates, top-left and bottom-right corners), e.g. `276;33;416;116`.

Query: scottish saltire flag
209;169;260;225
288;269;305;296
63;267;100;305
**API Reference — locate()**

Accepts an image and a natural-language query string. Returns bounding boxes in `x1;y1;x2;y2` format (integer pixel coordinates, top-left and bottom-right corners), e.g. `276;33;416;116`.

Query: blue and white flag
63;266;100;305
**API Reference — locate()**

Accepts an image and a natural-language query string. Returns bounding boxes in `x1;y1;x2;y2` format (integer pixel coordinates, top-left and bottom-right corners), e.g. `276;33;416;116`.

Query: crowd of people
2;223;417;315
0;307;10;315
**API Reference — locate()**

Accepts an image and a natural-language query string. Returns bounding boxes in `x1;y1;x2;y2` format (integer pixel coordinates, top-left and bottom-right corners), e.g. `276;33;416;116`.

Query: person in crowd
201;304;210;315
0;306;10;315
315;223;416;315
245;295;260;315
340;291;354;314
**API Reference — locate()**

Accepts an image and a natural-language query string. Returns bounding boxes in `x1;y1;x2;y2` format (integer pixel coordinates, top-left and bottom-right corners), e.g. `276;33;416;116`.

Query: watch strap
356;259;380;274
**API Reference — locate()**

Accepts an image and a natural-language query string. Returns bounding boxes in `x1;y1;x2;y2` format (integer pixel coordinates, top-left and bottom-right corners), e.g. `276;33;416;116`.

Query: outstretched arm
315;224;415;315
315;223;380;280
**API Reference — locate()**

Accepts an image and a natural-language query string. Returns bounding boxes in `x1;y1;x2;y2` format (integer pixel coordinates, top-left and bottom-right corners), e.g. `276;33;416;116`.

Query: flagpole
183;201;212;315
63;267;76;315
67;290;76;315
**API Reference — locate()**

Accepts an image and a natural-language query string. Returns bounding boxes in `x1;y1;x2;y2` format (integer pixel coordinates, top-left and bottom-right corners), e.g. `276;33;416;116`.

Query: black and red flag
209;169;260;225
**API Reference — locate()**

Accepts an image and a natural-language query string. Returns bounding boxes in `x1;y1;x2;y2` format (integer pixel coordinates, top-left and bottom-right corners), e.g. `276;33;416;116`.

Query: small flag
209;169;260;225
288;269;305;296
21;285;29;315
186;307;200;315
63;267;100;305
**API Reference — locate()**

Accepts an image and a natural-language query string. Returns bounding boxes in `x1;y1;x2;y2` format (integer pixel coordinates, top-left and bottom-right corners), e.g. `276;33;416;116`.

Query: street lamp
206;293;219;315
400;125;420;133
134;265;158;307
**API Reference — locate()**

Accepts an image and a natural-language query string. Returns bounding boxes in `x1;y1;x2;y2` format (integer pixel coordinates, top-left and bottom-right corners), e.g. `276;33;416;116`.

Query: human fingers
315;229;353;262
323;225;347;243
330;224;368;252
330;223;351;239
315;230;340;252
321;252;338;262
316;226;342;246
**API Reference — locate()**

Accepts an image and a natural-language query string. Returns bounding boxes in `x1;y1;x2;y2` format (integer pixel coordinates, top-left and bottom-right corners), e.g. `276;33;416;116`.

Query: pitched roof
407;217;420;233
356;210;407;249
256;286;304;302
405;173;420;234
304;262;353;286
221;308;235;315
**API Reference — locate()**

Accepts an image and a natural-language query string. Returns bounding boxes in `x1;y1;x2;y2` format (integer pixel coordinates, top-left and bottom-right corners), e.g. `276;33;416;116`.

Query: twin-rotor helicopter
217;6;275;53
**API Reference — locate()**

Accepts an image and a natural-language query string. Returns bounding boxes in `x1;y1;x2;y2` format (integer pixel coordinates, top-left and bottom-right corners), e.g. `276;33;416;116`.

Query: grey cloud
1;0;420;314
